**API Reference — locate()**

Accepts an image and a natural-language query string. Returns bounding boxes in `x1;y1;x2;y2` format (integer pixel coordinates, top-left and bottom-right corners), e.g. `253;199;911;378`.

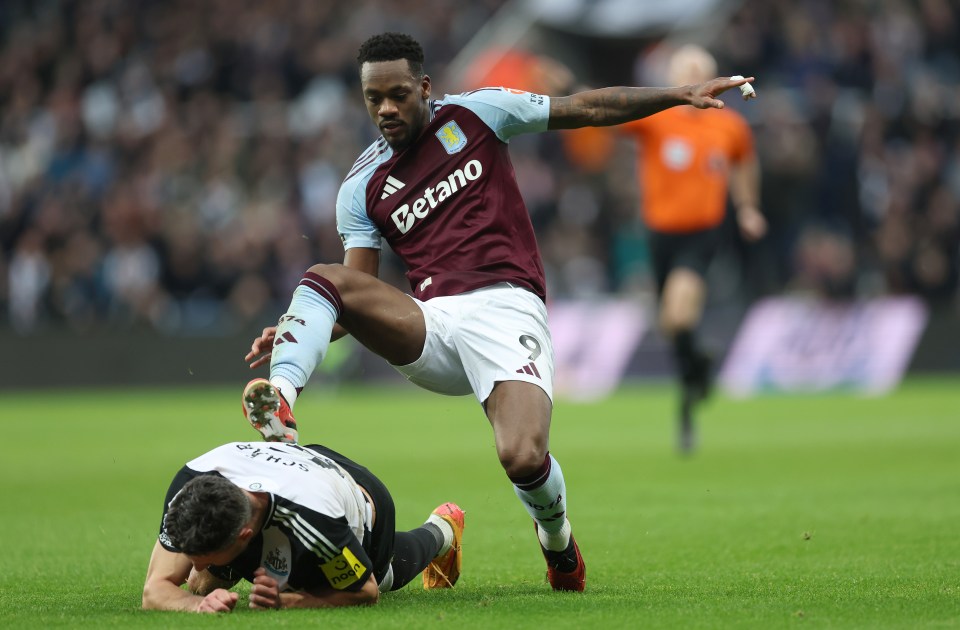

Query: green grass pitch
1;377;958;628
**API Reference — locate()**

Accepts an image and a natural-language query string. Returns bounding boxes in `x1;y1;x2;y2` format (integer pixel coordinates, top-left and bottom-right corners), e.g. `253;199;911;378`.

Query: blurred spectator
0;0;510;333
710;0;960;304
1;0;958;337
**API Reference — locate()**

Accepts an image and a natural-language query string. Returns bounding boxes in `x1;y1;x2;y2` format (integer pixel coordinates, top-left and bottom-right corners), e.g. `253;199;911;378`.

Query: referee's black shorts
647;226;722;295
304;444;395;587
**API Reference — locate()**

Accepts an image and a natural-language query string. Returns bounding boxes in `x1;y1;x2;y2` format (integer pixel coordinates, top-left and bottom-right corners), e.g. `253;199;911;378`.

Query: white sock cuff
270;375;298;408
426;513;454;556
538;518;571;552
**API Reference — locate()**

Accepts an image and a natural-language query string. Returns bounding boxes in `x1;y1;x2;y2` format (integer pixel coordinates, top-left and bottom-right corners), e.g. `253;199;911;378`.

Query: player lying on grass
142;441;464;612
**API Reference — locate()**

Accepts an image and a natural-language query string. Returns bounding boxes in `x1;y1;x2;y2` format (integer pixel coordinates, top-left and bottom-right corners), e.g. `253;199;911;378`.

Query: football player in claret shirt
241;31;754;592
142;441;464;612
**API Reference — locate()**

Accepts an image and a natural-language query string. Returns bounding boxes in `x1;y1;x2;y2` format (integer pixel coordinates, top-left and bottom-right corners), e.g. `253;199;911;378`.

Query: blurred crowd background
1;0;958;337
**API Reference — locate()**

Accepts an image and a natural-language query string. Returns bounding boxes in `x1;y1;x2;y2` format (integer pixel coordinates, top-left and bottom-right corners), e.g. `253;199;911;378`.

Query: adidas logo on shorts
516;362;541;378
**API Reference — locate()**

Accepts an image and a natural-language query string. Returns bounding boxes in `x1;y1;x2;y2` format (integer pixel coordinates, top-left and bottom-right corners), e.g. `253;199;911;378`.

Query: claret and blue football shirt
337;88;551;301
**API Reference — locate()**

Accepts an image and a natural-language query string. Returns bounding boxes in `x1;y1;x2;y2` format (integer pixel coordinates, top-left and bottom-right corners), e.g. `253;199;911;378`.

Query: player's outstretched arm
547;76;755;130
142;542;239;613
249;568;380;609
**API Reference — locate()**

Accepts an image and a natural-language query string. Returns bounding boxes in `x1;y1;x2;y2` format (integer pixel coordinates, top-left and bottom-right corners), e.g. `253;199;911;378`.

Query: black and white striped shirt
158;442;375;593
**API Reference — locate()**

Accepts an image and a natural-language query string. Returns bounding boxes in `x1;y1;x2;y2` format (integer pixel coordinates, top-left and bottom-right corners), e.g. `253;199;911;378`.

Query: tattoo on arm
548;86;688;130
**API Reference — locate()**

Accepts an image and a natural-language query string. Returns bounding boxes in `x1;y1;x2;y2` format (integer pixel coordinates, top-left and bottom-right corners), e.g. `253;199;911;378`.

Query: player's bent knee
497;446;547;479
305;262;342;282
303;263;360;296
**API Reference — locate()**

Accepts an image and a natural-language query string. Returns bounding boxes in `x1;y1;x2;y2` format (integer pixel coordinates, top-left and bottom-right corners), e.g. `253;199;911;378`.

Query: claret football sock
270;272;341;393
511;453;570;551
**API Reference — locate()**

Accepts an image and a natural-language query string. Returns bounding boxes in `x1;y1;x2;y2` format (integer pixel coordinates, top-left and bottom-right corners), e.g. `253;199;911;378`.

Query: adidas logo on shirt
381;175;406;199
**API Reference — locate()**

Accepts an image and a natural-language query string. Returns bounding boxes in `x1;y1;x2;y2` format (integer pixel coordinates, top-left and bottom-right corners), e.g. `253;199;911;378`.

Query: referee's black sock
388;524;444;590
673;329;699;384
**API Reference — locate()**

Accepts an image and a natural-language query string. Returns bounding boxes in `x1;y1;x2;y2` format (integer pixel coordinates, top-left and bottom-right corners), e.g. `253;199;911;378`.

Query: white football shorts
393;283;555;403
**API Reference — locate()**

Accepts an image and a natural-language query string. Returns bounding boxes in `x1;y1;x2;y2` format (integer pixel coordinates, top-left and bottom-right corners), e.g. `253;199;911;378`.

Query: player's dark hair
164;475;251;556
357;32;424;77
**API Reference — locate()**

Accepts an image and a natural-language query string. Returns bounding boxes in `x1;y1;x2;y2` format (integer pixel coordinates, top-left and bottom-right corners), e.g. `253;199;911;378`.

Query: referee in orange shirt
620;45;767;452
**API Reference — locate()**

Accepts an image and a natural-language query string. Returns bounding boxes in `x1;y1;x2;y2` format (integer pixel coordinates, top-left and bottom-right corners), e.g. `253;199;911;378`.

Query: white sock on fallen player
425;513;455;556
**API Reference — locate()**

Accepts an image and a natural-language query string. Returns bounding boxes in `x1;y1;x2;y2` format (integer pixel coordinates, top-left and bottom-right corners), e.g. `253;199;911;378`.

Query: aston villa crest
435;121;467;154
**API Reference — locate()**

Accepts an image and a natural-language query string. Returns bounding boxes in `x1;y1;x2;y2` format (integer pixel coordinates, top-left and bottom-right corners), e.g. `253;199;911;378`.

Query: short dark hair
357;32;424;76
164;475;251;556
